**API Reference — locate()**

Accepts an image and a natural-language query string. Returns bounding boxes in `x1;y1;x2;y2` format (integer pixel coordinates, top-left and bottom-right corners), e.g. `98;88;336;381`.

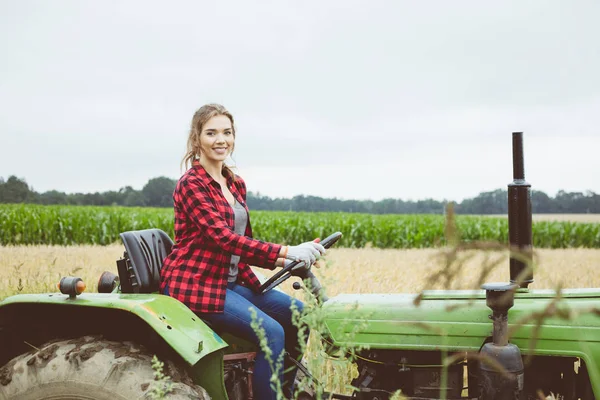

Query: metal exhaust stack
477;132;532;399
479;282;524;399
508;132;533;288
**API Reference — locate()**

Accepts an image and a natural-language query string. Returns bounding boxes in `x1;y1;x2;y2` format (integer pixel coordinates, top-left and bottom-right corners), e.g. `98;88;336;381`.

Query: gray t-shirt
229;200;248;283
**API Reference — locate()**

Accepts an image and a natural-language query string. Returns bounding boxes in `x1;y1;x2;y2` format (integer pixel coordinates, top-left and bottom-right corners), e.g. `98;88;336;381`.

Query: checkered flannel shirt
160;163;281;314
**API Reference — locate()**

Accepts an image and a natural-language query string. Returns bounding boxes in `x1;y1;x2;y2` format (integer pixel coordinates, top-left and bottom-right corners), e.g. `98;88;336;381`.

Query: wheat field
1;245;599;300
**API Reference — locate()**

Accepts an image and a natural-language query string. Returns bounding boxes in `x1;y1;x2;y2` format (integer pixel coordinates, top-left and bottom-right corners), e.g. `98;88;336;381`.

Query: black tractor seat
116;228;173;294
116;228;221;333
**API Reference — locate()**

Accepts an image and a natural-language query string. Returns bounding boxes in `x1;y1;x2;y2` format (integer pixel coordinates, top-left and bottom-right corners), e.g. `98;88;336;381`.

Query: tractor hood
320;288;600;358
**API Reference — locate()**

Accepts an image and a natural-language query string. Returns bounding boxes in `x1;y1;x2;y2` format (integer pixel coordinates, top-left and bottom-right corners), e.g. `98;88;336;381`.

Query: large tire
0;335;209;400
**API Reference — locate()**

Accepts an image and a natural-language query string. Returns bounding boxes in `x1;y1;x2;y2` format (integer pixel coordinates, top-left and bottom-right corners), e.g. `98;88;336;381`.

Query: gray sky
1;1;599;202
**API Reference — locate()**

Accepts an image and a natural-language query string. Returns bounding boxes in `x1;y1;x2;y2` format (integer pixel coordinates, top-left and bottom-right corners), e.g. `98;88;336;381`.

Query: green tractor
1;132;599;399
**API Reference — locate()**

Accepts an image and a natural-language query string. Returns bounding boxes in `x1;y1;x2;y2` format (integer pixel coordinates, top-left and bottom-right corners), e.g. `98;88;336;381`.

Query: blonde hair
182;103;236;181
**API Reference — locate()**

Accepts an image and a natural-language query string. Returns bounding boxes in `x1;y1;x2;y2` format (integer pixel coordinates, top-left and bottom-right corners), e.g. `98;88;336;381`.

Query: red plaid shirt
160;163;282;314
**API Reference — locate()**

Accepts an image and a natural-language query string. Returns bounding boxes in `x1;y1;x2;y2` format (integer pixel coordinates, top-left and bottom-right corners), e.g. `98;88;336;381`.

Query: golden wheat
1;245;599;300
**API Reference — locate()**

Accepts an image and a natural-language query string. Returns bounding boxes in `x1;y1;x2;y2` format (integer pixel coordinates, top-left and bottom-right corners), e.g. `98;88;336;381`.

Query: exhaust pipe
477;132;532;399
508;132;533;288
479;283;524;399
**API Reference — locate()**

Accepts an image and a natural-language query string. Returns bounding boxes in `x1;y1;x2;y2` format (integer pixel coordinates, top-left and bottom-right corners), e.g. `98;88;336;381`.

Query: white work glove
283;259;312;276
283;259;304;268
285;241;326;266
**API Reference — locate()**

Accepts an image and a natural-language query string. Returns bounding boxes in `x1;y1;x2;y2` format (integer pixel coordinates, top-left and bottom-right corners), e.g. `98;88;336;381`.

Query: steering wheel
258;232;342;294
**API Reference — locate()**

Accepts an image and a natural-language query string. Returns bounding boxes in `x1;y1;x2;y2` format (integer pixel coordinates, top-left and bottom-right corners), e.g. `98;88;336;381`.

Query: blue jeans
166;282;307;400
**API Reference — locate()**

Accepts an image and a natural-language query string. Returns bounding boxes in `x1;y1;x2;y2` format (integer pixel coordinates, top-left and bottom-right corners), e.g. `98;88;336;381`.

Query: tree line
1;175;599;214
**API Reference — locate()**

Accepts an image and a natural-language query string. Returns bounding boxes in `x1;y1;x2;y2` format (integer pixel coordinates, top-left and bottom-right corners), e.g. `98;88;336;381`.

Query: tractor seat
117;228;173;294
117;229;222;333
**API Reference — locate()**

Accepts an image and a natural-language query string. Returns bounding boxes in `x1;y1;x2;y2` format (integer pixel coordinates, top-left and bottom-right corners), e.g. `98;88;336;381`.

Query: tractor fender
0;292;228;366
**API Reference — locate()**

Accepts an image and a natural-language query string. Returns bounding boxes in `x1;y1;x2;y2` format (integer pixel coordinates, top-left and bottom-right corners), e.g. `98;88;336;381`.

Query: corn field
1;204;599;248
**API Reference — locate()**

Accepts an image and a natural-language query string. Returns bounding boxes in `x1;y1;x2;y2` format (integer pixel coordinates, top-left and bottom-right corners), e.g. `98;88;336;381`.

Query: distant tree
374;198;397;214
581;191;600;213
247;191;275;210
117;186;144;207
69;193;89;206
553;190;600;213
2;175;599;214
142;177;177;207
290;195;307;212
81;192;106;206
456;189;508;214
38;190;68;205
416;199;445;214
124;191;146;207
532;191;553;213
103;190;124;206
0;175;33;203
554;190;576;213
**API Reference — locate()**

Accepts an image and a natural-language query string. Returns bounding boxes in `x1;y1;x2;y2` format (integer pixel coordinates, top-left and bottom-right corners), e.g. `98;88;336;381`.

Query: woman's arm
177;177;283;266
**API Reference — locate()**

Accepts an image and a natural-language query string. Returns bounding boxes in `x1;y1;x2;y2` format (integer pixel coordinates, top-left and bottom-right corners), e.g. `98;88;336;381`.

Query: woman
160;103;325;400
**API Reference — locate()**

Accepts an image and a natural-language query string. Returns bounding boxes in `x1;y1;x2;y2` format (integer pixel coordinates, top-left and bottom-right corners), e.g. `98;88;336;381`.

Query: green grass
1;204;599;248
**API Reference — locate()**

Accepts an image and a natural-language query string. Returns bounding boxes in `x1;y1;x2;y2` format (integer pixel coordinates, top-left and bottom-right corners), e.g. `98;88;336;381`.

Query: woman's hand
282;241;326;266
276;257;321;270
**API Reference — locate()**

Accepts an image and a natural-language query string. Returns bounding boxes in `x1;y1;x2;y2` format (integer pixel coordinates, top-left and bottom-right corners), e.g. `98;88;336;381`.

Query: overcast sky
1;1;599;202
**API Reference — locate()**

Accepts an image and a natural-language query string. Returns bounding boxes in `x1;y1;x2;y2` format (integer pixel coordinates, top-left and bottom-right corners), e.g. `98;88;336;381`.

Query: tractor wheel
0;335;209;400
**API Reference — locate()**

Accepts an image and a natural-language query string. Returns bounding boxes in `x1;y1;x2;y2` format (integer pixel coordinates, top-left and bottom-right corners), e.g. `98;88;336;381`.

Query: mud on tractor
1;132;599;399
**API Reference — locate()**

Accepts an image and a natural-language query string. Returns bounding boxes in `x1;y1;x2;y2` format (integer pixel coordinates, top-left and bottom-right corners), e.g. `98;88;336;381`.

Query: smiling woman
160;103;326;400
